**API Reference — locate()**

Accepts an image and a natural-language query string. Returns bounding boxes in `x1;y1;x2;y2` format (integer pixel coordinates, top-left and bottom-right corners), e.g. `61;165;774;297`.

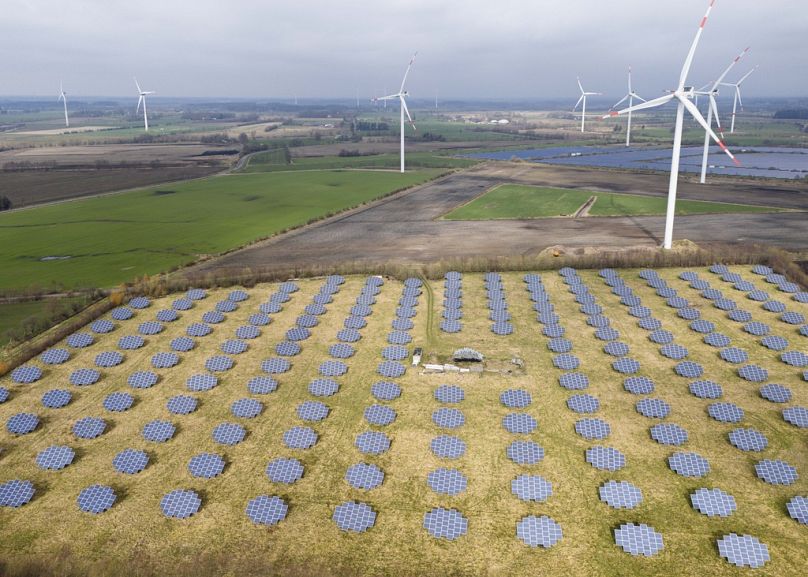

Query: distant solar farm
1;266;806;575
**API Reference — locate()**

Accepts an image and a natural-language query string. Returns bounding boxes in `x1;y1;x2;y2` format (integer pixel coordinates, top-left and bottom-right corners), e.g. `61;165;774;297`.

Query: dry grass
0;271;805;577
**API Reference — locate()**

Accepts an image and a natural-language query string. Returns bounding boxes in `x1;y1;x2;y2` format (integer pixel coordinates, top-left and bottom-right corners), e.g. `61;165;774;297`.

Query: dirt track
187;163;808;276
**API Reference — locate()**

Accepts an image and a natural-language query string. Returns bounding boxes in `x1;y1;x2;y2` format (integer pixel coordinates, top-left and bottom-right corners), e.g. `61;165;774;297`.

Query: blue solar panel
708;402;744;423
507;440;544;465
202;311;226;324
67;332;94;348
371;381;400;401
586;446;626;471
575;418;611;440
387;330;412;345
260;302;283;314
117;335;145;350
702;288;723;300
215;300;237;313
142;420;176;442
275;341;301;357
709;263;729;274
503;412;537;434
763;300;786;313
786;496;808;525
167;395;198;415
677;308;700;321
296;314;319;328
782;350;808;367
636;398;671;419
111;307;134;321
231;398;263;418
612;358;640;374
516;515;563;549
41;389;71;409
221;339;248;355
205;355;233;372
355;430;390;455
262;357;291;374
128;371;159;389
441;319;462;333
668;452;710;478
542;324;564;338
567;394;599;414
599;480;643;509
747;290;770;302
104;391;134;412
0;480;35;508
265;457;304;484
236;325;261;340
172;298;193;311
129;296;150;309
337;328;362;343
623;376;654;395
500;389;531;408
377;360;405;378
365;404;396;426
36;445;75;470
431;435;465;459
717;533;770;568
72;416;106;439
188;452;225;479
729;428;768;452
704;332;732;348
755;459;798;485
559;372;589;390
6;413;39;435
320;360;348;377
187;373;218;392
161;489;201;519
155;310;178;323
40;348;70;365
614;523;664;557
675;361;704;378
330;343;356;359
423;507;467;541
170;337;195;352
553;354;580;370
70;368;101;386
547;338;572;353
433;407;465;429
308;378;339;397
512;474;552;502
77;484;116;514
491;321;514;336
212;422;246;445
333;501;376;533
345;462;384;490
151;352;180;368
283;426;318;449
113;448;149;474
638;317;662;330
297;400;330;422
587;315;610;328
187;288;207;300
760;383;791;403
660;344;689;360
95;351;124;367
286;327;310;341
761;335;789;351
738;364;768;382
650;423;688;445
427;467;467;496
604;341;630;357
718;347;748;364
690;488;736;518
728;309;753;323
248;313;270;327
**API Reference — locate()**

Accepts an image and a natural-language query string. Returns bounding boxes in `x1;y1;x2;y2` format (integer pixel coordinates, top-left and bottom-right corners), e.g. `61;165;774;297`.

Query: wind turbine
573;77;601;133
610;67;646;146
603;0;739;250
134;78;155;131
373;53;418;173
58;81;69;128
720;65;758;133
695;46;750;183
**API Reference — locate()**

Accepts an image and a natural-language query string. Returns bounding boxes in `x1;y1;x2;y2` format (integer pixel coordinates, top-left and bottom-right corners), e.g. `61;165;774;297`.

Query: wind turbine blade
137;95;143;113
634;94;647;103
612;94;630;110
709;94;724;137
577;77;584;94
681;96;739;165
678;0;717;91
628;66;633;93
603;94;675;118
401;97;416;130
134;77;142;93
573;94;584;111
736;86;744;110
399;52;418;93
737;65;758;85
712;46;750;90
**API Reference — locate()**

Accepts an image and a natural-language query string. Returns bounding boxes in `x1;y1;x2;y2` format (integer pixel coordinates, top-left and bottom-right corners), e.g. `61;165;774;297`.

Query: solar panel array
614;523;664;557
516;515;563;548
717;533;770;568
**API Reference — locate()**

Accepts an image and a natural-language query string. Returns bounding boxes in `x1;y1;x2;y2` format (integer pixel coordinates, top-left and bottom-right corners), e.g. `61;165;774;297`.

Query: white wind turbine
720;65;758;133
695;46;750;183
610;67;646;146
58;81;69;128
135;78;155;131
373;53;418;173
603;0;739;250
573;77;601;133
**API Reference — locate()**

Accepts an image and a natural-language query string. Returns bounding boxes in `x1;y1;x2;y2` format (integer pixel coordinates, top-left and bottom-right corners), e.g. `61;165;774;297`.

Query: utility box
412;347;423;366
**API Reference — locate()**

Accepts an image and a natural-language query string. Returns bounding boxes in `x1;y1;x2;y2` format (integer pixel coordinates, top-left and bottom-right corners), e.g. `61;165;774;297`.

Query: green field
244;151;478;172
0;169;443;292
0;269;805;577
0;297;91;347
443;184;784;220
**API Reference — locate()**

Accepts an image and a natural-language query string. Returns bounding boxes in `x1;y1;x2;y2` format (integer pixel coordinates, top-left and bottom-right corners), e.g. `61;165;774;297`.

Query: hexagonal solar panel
261;357;291;374
90;319;115;334
648;330;673;345
286;327;310;341
708;402;744;423
231;398;263;419
170;336;195;352
802;325;808;337
364;404;396;426
294;400;328;423
202;311;226;324
430;434;466;459
677;308;701;321
187;373;218;392
113;448;149;474
586;446;626;471
738;364;768;382
559;372;589;390
188;452;225;479
215;300;238;313
337;328;362;343
333;501;376;533
783;406;808;428
36;445;75;470
636;398;670;419
260;301;283;315
668;451;710;478
369;381;399;402
67;332;94;348
713;298;737;311
345;462;384;490
430;385;463;404
187;288;207;300
717;534;770;568
247;313;270;327
167;395;198;415
0;479;36;508
212;422;246;445
426;468;467;496
701;332;730;349
128;296;150;309
587;315;609;328
638;317;662;331
727;309;753;323
355;430;391;455
567;394;599;414
236;326;261;341
747;290;770;302
502;413;537;434
786;496;808;525
603;341;630;357
688;487;737;518
40;347;70;365
95;351;124;367
283;426;318;449
117;335;145;350
667;296;689;309
612;358;640;374
111;307;134;321
69;367;100;386
205;355;234;372
151;352;179;369
511;474;552;502
660;344;689;360
491;321;514;336
507;440;544;465
516;515;563;549
755;459;798;485
614;523;664;557
128;371;159;389
599;480;643;509
500;389;531;408
172;298;193;311
763;300;786;313
377;360;405;378
782;350;808;367
552;354;579;371
760;383;791;403
729;428;768;452
794;292;808;303
441;320;462;333
387;330;412;346
329;343;356;359
690;279;711;291
77;484;116;514
7;413;39;435
629;305;652;318
717;347;747;364
103;391;134;412
73;416;106;439
319;360;347;377
142;420;175;442
139;321;165;334
423;507;467;541
623;376;654;395
272;341;299;357
264;457;305;485
744;321;770;336
674;361;703;379
160;489;201;519
543;324;564;338
431;407;464;429
547;338;572;353
41;389;71;409
296;314;319;328
221;339;248;355
575;418;611;440
761;335;788;351
305;378;336;397
650;423;688;445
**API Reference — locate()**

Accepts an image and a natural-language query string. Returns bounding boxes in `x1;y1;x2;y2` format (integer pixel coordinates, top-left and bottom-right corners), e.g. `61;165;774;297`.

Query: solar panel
432;407;465;429
275;341;301;356
734;280;756;292
260;302;282;314
638;317;662;331
689;487;737;518
602;342;629;357
714;298;738;311
345;463;385;490
248;313;270;327
70;368;101;386
307;378;337;397
728;309;753;323
717;533;770;568
118;335;145;350
688;320;714;334
553;354;580;371
575;418;611;440
427;467;467;495
205;355;234;373
491;322;514;336
215;300;237;313
778;282;801;294
612;358;640;374
128;371;158;389
333;501;377;533
377;360;406;378
679;271;699;281
270;292;291;305
41;389;71;409
113;448;149;474
128;296;150;309
629;306;652;318
668;452;710;478
36;445;75;470
103;391;134;412
547;338;572;354
367;382;398;402
202;311;226;324
701;288;723;300
431;435;466;459
278;281;299;293
295;400;329;423
423;507;468;541
567;394;599;414
221;340;248;355
738;364;768;382
755;459;798;485
623;376;654;395
111;307;134;320
286;327;310;341
95;351;124;367
161;489;201;519
365;404;396;426
387;331;411;345
599;480;643;509
500;389;531;409
636;398;671;419
188;452;225;479
212;422;246;445
747;290;770;302
77;484;116;514
355;430;390;455
657;287;677;299
786;496;808;526
40;348;70;365
710;263;729;274
542;324;564;338
650;423;688;445
320;360;348;377
326;343;354;359
728;428;768;452
801;325;808;337
0;480;35;508
142;420;175;442
761;335;788;351
296;314;319;328
516;515;563;549
782;350;808;367
6;413;39;435
236;325;261;340
759;383;791;403
763;300;786;313
660;343;689;360
580;303;603;315
503;412;538;434
262;357;291;374
441;319;462;333
704;332;732;348
587;315;610;328
283;426;318;449
167;395;198;415
677;308;700;321
231;398;263;419
170;337;195;352
67;332;94;348
620;296;642;307
674;361;704;378
614;523;664;557
559;372;589;390
186;323;212;337
507;440;544;465
586;446;626;471
187;373;218;392
262;458;305;485
156;309;178;322
72;416;106;439
793;292;808;304
171;299;194;312
538;312;559;325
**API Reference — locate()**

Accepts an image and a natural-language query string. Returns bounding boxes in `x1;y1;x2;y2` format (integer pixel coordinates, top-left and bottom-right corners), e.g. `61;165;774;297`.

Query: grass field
442;185;785;220
0;297;91;347
0;267;805;577
244;151;478;172
0;169;444;292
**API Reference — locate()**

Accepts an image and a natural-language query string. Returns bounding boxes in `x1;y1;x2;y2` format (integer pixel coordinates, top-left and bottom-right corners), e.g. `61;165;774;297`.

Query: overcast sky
2;0;806;100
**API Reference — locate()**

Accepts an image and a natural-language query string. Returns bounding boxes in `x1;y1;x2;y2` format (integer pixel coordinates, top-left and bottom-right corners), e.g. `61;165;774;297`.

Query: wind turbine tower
135;78;155;131
373;53;418;173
